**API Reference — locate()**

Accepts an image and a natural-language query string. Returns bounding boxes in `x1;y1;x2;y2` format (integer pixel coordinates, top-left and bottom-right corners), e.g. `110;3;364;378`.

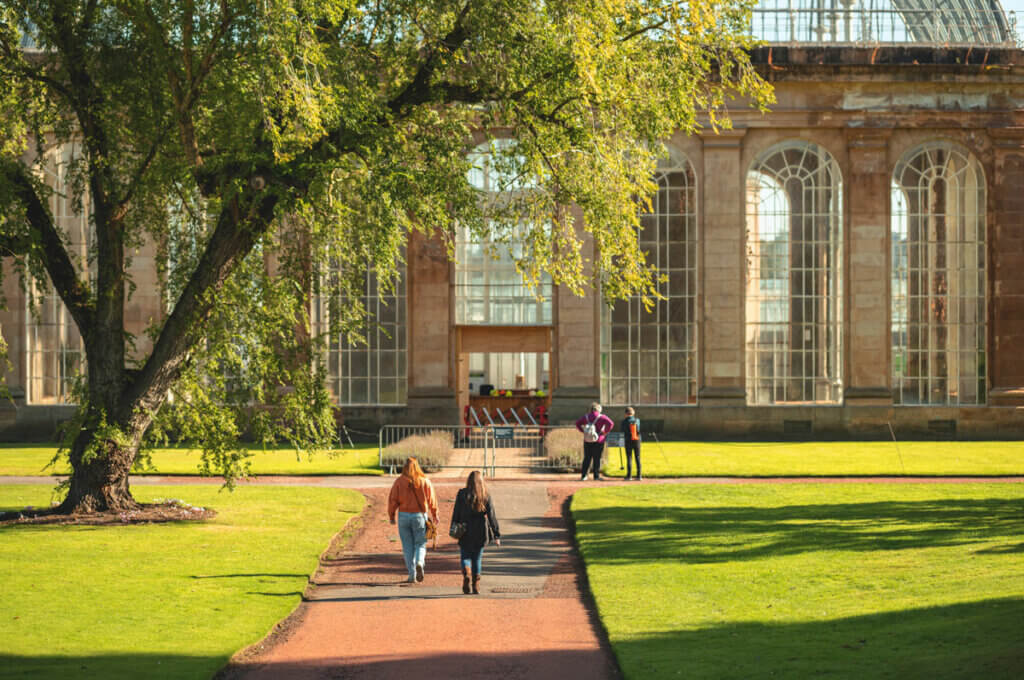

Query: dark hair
465;470;489;513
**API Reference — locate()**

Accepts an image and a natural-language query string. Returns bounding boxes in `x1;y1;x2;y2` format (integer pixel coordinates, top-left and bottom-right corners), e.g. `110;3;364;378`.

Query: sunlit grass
572;483;1024;679
600;440;1024;477
0;484;363;680
0;443;383;476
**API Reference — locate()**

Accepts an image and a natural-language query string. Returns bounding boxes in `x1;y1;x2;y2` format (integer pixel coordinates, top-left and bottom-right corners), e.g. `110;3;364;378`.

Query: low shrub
544;427;584;471
382;430;454;472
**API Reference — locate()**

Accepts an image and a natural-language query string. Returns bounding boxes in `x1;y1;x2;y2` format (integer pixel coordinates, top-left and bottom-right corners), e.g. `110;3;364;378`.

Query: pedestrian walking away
450;470;501;594
621;406;642;480
576;402;614;481
387;457;440;583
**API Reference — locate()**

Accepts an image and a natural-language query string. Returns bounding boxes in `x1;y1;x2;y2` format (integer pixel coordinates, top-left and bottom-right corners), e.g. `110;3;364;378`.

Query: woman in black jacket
450;470;501;594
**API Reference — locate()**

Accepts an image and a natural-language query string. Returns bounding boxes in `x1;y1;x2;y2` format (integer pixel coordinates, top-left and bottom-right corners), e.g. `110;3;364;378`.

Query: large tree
0;0;771;514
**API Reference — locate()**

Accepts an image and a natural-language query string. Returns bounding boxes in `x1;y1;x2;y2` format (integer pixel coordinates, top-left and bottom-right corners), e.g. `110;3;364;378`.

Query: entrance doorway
455;326;554;426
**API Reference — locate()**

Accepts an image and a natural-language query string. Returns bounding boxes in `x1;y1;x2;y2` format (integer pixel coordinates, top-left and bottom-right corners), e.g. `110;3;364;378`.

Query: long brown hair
401;457;427;489
464;470;489;512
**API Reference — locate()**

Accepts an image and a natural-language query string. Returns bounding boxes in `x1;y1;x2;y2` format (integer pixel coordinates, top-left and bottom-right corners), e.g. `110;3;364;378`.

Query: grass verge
0;443;383;477
599;440;1024;477
0;484;363;680
572;482;1024;680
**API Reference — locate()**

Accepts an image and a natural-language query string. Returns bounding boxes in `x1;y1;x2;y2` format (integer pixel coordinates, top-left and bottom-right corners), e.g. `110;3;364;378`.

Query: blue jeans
397;511;427;580
460;544;485;576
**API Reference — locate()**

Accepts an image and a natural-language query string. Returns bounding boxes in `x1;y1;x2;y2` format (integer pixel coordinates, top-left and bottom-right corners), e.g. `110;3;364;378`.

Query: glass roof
751;0;1015;45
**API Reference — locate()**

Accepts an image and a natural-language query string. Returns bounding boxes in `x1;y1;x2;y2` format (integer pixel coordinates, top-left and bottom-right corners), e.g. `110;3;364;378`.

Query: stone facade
3;46;1024;440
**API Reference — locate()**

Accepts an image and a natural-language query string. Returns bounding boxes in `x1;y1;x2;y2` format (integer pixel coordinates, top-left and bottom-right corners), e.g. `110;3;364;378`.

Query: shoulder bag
413;482;438;545
449;492;468;539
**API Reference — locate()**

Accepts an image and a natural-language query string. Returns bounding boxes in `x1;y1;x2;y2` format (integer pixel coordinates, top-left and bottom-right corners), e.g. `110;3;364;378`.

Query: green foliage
0;1;772;489
0;484;364;680
573;483;1024;679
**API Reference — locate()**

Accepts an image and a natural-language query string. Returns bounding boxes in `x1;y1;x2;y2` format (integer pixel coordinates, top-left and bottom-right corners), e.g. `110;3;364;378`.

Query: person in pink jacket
575;402;614;481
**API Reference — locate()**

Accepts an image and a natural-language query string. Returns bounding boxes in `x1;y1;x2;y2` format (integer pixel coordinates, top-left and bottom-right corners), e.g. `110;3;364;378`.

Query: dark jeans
460;544;485;576
625;440;641;478
581;441;605;479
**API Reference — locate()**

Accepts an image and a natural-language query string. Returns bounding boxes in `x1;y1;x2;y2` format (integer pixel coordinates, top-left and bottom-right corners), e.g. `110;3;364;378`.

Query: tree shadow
0;652;229;680
612;597;1024;679
573;498;1024;564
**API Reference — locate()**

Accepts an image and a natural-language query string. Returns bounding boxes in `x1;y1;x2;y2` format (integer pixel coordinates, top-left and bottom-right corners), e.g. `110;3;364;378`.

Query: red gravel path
219;484;620;680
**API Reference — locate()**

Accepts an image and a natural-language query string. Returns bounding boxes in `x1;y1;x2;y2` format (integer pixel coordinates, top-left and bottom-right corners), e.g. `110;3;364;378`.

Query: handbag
413;482;438;546
450;490;468;539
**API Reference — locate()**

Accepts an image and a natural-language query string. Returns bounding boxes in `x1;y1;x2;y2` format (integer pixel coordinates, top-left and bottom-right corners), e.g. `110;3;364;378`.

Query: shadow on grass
612;597;1024;680
0;652;229;680
574;498;1024;564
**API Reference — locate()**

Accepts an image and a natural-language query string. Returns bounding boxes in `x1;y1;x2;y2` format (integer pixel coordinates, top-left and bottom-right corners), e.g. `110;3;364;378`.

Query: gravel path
218;482;620;680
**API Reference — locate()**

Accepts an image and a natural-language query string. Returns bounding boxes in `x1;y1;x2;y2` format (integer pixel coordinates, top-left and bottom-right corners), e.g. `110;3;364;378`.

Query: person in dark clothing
450;470;501;595
621;406;642;480
575;402;614;481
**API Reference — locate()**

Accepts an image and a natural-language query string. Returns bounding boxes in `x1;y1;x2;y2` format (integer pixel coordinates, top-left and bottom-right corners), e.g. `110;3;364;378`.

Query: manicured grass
600;440;1024;477
572;483;1024;680
0;484;363;680
0;443;383;476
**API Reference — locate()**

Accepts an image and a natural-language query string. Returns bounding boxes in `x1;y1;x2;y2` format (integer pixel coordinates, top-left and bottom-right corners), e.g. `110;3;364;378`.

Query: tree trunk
58;425;140;514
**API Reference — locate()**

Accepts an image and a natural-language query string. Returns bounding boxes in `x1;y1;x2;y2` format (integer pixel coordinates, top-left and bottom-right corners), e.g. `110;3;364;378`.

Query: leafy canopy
0;1;770;479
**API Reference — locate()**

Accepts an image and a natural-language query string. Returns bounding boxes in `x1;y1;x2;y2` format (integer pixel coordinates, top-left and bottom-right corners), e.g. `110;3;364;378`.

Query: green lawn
0;484;363;680
0;443;383;476
572;483;1024;680
600;440;1024;477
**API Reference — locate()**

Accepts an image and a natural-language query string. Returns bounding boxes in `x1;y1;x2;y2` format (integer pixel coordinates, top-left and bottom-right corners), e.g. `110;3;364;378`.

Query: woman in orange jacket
387;457;440;583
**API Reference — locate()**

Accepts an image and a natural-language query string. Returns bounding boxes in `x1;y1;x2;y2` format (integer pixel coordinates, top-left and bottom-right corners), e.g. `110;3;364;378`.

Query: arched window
745;141;843;404
891;142;986;405
601;147;698;406
455;140;552;325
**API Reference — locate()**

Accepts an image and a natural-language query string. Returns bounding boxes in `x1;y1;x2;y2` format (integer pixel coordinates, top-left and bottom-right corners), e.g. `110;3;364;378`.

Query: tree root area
0;502;217;526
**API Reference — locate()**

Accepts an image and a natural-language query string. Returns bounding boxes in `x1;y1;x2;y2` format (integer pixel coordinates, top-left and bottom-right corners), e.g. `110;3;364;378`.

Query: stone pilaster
406;229;457;421
549;219;600;425
698;130;746;406
988;128;1024;406
844;130;893;405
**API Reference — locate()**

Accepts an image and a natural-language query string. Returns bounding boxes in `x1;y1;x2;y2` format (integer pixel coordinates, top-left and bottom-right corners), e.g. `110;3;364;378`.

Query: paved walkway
219;482;620;680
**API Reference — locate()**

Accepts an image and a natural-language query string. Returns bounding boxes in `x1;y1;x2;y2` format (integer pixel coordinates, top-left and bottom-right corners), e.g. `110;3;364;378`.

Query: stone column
699;130;746;406
844;130;893;405
988;128;1024;406
406;229;457;421
549;214;600;425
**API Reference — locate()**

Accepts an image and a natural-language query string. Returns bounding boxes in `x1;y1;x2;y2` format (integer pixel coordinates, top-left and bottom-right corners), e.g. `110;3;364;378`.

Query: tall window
455;140;552;325
891;142;986;405
319;265;408;406
601;147;698;406
745;141;843;404
26;144;88;404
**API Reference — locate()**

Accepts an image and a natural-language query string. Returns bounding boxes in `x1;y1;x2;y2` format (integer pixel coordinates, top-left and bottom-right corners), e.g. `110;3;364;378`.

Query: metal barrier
485;424;582;474
378;423;588;475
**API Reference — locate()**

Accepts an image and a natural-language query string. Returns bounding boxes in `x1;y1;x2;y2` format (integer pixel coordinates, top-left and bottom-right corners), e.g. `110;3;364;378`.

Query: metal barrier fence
378;424;590;475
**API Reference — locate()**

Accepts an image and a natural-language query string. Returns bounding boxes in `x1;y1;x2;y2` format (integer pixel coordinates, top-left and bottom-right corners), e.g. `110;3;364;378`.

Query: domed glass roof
751;0;1015;45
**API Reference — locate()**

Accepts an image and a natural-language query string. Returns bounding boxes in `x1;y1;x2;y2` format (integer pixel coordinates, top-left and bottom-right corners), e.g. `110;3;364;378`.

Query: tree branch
0;160;94;332
122;188;278;418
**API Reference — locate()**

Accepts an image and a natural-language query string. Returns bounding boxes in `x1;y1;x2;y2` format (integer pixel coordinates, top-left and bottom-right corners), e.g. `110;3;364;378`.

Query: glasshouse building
3;0;1024;439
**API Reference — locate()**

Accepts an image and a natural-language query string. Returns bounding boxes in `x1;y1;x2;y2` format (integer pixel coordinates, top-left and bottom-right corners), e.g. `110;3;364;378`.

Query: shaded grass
0;443;383;476
0;484;363;680
599;440;1024;477
571;483;1024;679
